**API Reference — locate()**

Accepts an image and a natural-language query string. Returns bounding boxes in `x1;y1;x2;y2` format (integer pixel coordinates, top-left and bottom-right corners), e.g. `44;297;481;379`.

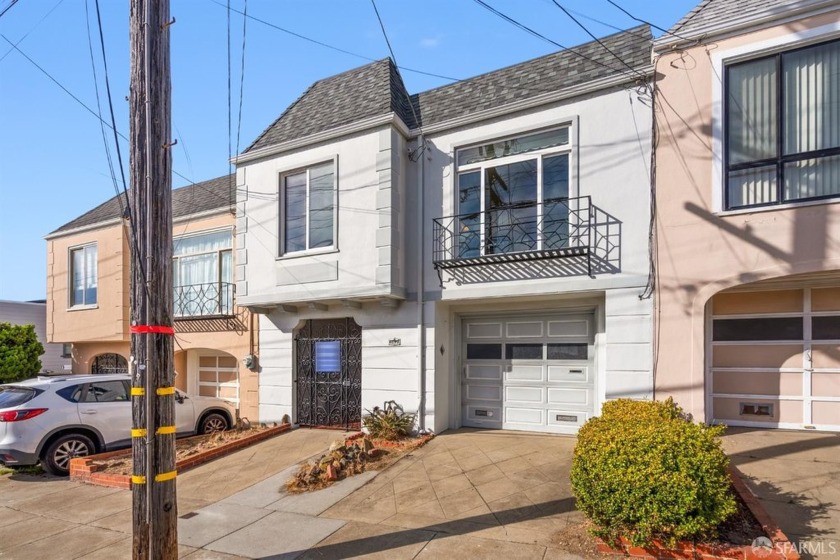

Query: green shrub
0;322;44;383
570;398;736;547
362;401;415;440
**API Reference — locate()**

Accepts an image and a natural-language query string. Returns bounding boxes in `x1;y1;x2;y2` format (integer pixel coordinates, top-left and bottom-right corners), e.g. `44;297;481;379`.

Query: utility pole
128;0;177;558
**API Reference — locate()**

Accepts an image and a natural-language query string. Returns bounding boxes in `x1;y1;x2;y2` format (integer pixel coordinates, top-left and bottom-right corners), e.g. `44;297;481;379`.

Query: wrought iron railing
432;196;593;275
173;282;235;319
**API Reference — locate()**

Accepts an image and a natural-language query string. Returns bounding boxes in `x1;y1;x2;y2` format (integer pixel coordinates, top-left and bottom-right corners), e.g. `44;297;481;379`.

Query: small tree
0;322;45;383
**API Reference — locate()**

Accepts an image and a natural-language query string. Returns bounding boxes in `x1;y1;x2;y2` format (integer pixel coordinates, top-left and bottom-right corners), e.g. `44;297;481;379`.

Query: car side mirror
175;393;186;404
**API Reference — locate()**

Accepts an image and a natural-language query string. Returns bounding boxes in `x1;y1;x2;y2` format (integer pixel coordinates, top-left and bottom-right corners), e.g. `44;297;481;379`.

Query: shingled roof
50;174;234;235
245;58;415;153
244;25;652;154
664;0;831;41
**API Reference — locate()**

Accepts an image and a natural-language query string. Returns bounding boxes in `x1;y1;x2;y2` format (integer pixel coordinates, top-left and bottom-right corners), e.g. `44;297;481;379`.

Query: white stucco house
235;26;655;435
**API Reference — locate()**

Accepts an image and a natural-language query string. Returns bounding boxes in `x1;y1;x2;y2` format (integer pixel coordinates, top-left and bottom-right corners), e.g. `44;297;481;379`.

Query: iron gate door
295;318;362;428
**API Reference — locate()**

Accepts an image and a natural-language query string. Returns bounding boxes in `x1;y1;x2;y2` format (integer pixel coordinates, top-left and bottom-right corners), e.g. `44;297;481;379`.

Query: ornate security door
294;318;362;428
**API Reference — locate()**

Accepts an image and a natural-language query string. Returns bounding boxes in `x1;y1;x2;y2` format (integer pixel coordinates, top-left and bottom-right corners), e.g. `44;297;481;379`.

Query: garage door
710;287;840;431
462;313;595;434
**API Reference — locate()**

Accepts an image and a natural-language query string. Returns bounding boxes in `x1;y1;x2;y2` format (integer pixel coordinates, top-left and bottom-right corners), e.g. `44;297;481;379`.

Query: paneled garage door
710;287;840;431
462;314;595;434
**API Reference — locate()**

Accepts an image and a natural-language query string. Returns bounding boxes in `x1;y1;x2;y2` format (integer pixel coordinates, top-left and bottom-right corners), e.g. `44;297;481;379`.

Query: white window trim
454;124;576;256
711;20;840;214
68;242;98;309
172;228;234;286
277;156;339;258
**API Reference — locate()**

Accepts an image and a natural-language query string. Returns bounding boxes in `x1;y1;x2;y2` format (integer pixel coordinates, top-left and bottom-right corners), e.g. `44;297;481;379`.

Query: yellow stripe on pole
131;388;145;396
156;426;176;435
155;470;177;482
131;475;147;484
156;387;175;396
131;429;147;438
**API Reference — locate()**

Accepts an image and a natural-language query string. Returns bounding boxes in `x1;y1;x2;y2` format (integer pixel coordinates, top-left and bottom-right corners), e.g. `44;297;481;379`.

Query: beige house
45;175;259;422
654;0;840;430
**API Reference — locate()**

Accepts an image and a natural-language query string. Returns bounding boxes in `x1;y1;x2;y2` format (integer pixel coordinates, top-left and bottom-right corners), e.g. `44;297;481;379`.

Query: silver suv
0;374;235;476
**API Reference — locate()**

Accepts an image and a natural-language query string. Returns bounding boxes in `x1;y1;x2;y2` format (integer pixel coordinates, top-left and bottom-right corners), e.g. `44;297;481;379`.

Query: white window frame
278;156;339;257
68;242;98;309
172;227;234;286
454;126;575;256
711;20;840;215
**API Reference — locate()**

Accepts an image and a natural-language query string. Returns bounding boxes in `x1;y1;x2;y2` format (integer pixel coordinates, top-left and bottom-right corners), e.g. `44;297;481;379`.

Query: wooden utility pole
128;0;177;558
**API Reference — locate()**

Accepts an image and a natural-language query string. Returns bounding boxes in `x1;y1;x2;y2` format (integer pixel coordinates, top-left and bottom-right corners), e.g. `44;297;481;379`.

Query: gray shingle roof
51;174;234;235
245;59;415;153
244;25;652;153
412;25;651;129
664;0;831;40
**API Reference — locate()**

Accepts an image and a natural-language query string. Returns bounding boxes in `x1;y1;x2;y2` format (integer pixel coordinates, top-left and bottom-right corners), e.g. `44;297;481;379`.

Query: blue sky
0;0;697;301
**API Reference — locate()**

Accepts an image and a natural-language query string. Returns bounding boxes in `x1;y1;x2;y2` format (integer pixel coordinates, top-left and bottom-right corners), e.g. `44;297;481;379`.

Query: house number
388;338;401;347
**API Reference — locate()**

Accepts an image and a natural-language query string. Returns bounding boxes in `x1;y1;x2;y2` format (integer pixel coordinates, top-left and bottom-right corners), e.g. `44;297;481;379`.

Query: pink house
654;0;840;430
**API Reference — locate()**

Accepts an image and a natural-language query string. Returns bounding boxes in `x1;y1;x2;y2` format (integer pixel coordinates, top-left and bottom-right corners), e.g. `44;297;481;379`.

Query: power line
0;0;20;19
470;0;641;83
604;0;692;43
369;0;425;159
0;0;65;62
549;0;647;81
234;0;247;158
226;0;234;209
207;0;460;83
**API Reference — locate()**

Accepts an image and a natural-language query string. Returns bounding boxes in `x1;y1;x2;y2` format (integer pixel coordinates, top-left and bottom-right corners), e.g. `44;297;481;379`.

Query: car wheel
43;433;95;476
199;413;228;434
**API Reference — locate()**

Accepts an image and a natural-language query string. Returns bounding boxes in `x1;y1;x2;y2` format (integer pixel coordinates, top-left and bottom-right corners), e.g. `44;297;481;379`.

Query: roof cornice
234;112;411;165
653;0;839;52
410;67;653;136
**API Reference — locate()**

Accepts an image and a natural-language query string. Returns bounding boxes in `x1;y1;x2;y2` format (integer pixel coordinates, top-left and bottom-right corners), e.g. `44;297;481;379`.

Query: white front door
462;313;595;434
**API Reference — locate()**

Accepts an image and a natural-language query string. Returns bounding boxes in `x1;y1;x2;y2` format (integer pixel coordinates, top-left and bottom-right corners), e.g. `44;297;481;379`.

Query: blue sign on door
315;341;341;373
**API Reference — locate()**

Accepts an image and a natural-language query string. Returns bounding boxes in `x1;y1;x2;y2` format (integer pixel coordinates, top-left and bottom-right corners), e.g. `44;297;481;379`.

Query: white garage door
462;313;595;434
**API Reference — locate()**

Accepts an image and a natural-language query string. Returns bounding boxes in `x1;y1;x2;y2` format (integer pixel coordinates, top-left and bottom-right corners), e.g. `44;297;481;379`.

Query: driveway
721;428;840;559
304;428;586;559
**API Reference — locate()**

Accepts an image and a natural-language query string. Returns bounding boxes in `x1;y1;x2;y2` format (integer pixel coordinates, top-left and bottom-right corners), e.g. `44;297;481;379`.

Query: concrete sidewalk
0;427;349;559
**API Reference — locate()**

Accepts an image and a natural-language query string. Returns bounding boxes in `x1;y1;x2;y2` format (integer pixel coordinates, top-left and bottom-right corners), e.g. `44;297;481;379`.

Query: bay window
726;38;840;209
281;160;336;255
455;127;571;258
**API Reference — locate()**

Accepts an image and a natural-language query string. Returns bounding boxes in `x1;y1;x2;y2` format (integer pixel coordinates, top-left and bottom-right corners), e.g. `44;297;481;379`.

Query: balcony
174;282;235;319
432;196;619;286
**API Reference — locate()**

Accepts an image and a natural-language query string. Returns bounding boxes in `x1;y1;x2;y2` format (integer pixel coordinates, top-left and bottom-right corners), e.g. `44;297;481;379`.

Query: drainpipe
416;134;426;433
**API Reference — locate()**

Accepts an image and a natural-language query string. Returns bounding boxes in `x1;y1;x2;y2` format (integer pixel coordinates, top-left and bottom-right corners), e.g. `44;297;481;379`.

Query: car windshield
0;386;37;408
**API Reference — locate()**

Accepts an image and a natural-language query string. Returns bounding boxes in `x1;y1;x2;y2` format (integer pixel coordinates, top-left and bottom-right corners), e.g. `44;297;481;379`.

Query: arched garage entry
91;353;128;374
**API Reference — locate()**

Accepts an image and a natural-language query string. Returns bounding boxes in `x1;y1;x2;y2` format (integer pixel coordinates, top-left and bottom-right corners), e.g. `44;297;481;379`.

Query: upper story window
455;127;571;258
280;160;336;255
173;230;233;317
70;244;97;307
726;38;840;209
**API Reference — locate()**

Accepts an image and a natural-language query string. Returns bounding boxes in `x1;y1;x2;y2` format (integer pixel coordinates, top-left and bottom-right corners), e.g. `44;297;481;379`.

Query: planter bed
70;424;291;489
595;465;800;560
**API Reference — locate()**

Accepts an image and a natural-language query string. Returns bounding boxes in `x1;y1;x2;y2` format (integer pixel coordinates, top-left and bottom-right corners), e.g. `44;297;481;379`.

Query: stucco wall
237;126;407;306
654;10;840;421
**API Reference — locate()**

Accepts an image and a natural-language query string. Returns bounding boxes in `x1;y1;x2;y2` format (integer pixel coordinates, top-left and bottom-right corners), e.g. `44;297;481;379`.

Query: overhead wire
0;0;19;19
549;0;648;82
0;0;65;62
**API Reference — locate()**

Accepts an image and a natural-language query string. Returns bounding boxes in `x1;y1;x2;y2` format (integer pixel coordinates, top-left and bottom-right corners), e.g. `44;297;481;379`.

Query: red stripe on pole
130;325;175;335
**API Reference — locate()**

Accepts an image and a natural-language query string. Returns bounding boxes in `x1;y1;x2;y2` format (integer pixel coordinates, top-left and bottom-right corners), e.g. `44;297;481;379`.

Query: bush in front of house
570;398;736;547
362;401;415;440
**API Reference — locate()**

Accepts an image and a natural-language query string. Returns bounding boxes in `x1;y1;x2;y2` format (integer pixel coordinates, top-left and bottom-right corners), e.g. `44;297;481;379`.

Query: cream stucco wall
45;211;259;421
654;10;840;421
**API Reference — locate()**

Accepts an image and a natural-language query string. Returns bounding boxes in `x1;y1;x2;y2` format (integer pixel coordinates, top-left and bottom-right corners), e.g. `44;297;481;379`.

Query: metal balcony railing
432;196;593;277
173;282;235;319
